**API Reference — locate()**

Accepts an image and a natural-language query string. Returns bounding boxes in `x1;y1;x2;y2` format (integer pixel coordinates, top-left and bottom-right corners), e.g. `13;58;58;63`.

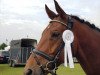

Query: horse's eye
51;31;61;39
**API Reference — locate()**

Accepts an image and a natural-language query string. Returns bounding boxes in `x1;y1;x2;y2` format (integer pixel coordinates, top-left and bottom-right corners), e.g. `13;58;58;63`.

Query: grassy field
0;64;24;75
0;64;85;75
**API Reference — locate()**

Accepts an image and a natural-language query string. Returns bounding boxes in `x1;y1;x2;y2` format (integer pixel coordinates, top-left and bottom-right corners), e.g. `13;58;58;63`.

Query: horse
24;0;100;75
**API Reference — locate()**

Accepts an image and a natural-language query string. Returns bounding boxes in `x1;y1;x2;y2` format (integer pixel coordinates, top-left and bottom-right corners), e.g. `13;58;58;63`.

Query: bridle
31;16;73;75
32;42;65;75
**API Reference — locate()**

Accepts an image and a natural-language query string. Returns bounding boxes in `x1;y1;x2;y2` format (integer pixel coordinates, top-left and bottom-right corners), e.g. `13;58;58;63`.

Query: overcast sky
0;0;100;45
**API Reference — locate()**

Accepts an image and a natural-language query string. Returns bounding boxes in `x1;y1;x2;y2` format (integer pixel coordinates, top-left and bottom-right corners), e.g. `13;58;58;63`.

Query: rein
31;16;73;75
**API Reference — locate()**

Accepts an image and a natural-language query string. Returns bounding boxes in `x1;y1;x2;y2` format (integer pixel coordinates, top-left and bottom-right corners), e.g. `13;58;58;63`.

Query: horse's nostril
25;69;32;75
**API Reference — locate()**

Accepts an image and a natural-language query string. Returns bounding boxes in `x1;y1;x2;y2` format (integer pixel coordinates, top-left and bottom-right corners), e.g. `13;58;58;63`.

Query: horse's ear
45;4;57;19
54;0;66;19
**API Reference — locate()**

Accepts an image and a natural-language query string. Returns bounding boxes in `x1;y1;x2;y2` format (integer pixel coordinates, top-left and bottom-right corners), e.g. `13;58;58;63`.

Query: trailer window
21;40;36;47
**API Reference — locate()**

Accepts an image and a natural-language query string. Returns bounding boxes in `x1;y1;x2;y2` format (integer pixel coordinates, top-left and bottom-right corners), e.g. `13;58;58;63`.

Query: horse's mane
71;15;100;32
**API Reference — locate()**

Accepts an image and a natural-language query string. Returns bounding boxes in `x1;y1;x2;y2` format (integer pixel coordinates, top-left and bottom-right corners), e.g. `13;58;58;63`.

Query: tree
0;43;7;50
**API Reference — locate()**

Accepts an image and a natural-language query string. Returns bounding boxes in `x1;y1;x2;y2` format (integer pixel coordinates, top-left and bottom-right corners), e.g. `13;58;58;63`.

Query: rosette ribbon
62;30;74;68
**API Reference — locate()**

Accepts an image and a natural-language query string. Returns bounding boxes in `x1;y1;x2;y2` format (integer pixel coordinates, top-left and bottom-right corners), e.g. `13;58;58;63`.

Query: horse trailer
8;38;37;67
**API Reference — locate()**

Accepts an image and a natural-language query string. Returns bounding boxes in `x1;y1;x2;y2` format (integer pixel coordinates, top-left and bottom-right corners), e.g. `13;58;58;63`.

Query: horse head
24;0;78;75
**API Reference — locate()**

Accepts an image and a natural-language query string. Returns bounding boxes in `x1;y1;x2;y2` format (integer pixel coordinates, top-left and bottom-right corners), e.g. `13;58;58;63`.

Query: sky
0;0;100;45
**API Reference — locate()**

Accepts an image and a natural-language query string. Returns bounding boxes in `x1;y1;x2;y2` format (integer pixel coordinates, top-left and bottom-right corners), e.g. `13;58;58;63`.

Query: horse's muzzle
24;69;32;75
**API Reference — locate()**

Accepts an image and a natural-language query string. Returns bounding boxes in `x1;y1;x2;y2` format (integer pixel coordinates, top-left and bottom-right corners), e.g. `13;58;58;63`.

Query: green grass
56;64;85;75
0;64;85;75
0;64;24;75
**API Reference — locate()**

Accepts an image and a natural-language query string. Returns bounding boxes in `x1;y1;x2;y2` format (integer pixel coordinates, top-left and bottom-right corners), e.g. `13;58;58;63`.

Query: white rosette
62;30;74;68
